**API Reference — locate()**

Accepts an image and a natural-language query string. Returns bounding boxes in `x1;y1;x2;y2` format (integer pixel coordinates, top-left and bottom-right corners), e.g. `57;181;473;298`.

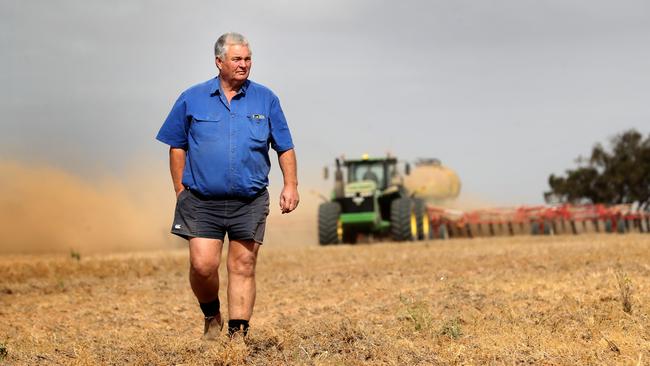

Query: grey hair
214;32;250;59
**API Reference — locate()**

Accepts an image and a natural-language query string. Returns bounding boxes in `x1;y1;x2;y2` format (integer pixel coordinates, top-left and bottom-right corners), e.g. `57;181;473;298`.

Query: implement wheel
414;198;430;240
318;202;341;245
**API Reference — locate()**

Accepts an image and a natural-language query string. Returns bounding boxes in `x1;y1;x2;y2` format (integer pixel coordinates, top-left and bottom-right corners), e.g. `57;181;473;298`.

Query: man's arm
169;147;186;198
278;148;299;214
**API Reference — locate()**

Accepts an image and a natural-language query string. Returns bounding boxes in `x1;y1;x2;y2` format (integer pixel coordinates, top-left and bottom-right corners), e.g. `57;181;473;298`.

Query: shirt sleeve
156;93;190;149
268;94;295;152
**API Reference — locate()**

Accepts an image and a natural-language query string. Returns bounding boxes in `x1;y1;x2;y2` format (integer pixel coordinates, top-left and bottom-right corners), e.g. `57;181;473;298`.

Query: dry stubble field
1;234;650;365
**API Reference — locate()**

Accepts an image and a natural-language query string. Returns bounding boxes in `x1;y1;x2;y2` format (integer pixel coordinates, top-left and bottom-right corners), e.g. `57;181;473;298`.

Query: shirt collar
211;77;249;96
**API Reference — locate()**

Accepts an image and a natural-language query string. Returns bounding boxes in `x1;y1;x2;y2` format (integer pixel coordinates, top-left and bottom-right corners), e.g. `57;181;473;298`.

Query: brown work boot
203;313;223;340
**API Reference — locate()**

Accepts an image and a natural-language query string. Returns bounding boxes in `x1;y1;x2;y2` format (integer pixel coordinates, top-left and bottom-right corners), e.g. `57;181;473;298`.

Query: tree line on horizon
545;129;650;206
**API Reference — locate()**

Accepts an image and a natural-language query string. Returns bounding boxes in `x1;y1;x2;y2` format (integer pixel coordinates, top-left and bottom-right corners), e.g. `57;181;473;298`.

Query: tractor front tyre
391;198;415;242
318;202;341;245
413;198;430;240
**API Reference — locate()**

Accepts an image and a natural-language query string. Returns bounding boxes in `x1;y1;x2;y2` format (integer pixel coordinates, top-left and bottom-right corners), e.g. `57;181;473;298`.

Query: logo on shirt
174;224;182;229
249;114;266;120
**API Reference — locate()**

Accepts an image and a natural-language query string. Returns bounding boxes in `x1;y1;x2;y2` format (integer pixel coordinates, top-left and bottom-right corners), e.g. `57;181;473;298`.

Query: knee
191;258;219;279
228;254;256;277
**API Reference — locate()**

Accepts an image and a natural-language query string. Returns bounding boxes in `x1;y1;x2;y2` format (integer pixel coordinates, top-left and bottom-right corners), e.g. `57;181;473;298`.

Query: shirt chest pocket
247;114;270;142
191;115;221;142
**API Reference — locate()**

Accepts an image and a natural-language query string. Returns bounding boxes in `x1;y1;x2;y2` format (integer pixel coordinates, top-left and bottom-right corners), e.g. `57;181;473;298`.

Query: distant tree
545;129;650;205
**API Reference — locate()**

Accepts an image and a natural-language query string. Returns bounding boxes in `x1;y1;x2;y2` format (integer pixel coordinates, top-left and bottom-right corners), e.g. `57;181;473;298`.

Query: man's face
216;44;252;83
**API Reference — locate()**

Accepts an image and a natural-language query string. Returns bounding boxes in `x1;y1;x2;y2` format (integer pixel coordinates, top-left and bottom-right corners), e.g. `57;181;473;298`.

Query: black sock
199;298;220;317
228;319;249;336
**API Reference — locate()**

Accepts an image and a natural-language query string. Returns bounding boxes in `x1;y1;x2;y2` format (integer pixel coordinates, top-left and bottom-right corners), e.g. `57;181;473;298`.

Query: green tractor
318;155;430;244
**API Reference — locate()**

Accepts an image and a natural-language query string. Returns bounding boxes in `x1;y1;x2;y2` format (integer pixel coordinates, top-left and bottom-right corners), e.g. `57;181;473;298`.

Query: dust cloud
265;188;320;248
0;160;321;255
0;160;180;255
442;193;500;211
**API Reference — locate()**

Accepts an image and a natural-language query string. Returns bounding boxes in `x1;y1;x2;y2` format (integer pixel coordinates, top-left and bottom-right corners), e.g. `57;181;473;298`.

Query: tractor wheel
318;202;341;245
391;198;415;242
438;224;449;239
413;198;430;240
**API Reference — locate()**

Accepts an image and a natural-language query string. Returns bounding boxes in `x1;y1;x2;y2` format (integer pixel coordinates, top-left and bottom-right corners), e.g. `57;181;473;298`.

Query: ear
215;56;222;70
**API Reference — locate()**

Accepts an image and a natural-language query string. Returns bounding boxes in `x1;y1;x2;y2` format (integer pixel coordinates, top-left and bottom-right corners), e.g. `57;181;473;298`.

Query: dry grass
1;234;650;365
615;265;634;315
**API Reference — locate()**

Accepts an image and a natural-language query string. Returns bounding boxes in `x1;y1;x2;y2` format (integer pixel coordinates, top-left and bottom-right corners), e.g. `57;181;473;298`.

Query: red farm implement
426;203;650;239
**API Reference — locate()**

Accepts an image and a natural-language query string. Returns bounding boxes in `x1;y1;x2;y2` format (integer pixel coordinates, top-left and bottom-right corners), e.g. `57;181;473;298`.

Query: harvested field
1;234;650;365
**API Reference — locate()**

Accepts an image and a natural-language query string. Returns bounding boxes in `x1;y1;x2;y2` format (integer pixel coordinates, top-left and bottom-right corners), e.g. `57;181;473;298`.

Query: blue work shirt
156;77;294;198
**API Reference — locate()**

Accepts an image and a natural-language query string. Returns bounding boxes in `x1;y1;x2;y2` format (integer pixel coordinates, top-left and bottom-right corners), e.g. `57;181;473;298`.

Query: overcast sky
2;0;649;204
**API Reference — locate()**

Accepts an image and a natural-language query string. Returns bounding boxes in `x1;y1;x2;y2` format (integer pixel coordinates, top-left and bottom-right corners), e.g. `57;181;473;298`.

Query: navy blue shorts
170;188;270;244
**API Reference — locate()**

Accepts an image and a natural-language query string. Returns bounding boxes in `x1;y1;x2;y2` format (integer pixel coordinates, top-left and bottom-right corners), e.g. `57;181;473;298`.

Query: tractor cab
344;157;398;191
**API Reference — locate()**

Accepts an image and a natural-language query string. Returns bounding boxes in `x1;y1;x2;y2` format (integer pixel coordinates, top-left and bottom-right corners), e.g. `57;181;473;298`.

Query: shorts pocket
262;190;270;217
172;190;195;238
177;189;191;203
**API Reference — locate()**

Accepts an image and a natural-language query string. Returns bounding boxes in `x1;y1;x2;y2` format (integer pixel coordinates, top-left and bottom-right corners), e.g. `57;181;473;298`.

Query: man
156;32;299;339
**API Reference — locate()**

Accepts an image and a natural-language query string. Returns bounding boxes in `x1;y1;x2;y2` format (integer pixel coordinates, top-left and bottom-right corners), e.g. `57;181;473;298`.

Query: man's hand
175;186;185;199
169;147;186;199
279;184;299;214
277;149;299;214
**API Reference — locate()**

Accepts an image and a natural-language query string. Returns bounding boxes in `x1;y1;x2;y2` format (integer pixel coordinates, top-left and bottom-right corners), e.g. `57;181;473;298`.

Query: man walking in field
156;32;299;339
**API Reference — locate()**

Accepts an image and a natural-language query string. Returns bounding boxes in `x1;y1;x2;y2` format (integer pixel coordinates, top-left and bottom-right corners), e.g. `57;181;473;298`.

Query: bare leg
227;239;260;320
189;238;224;302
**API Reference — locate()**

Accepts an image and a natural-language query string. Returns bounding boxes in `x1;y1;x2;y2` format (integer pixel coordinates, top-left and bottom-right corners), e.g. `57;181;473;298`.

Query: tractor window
348;163;385;187
387;164;399;184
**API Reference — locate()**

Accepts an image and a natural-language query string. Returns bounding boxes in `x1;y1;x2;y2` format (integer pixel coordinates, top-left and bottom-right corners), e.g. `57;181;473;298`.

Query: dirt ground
1;234;650;365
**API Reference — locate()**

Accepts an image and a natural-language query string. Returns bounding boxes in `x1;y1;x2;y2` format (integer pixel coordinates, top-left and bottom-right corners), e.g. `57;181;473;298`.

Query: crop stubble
1;234;649;365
